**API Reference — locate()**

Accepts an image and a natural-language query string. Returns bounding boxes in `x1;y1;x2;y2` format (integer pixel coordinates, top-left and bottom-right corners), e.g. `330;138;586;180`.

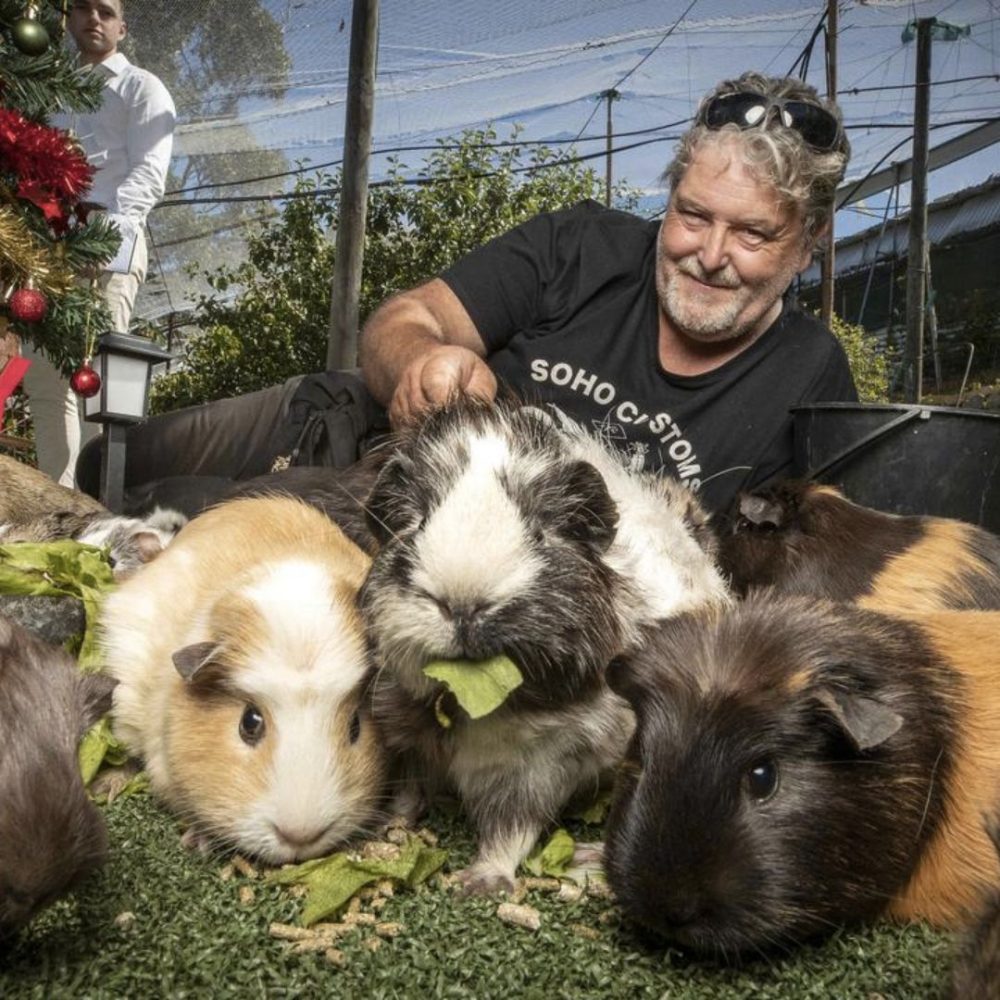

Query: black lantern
84;332;173;511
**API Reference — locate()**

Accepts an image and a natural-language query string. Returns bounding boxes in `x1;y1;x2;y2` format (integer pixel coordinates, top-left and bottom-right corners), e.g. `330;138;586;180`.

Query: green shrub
828;313;890;402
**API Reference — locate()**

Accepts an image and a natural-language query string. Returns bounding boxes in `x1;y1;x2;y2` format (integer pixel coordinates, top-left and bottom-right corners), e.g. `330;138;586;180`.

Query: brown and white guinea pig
0;454;186;578
603;592;1000;958
99;495;386;864
359;396;727;894
948;815;1000;1000
715;479;1000;613
0;616;116;938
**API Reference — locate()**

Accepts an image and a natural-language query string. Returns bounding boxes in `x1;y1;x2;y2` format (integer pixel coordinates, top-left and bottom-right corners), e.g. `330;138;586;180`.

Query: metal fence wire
81;0;998;332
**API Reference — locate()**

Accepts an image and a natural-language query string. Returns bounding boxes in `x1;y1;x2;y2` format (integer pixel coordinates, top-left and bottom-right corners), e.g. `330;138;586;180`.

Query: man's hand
390;345;497;427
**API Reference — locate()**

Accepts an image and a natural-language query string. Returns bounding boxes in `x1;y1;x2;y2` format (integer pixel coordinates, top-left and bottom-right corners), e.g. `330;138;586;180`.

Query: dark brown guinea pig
0;617;116;938
715;480;1000;612
603;593;1000;957
228;447;388;556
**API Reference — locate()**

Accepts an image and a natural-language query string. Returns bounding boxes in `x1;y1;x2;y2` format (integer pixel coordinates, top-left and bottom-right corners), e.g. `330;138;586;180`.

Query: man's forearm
360;294;446;405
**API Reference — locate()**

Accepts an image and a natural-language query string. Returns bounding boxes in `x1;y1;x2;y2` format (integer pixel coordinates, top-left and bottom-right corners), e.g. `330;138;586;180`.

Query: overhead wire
571;0;700;142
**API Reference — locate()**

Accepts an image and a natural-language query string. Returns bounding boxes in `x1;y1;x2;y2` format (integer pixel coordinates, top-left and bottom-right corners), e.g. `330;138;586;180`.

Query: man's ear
797;220;830;274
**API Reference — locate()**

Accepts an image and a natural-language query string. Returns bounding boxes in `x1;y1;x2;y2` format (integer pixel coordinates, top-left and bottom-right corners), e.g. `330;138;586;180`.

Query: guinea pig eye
238;704;266;746
348;710;361;744
746;760;779;802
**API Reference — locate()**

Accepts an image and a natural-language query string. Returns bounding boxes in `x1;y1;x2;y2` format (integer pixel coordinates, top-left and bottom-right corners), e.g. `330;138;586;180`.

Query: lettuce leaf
423;654;523;721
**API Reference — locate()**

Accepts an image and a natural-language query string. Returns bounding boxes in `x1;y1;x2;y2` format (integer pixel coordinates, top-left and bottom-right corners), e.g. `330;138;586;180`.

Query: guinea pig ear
604;649;657;714
172;642;221;683
548;460;618;551
77;672;118;733
816;686;904;751
365;453;418;544
737;492;784;529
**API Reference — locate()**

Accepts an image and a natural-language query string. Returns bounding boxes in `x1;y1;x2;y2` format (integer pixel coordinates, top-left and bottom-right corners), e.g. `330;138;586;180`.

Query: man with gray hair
360;72;856;511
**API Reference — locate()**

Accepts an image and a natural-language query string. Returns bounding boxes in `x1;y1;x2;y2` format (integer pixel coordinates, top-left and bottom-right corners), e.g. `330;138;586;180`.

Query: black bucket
792;403;1000;533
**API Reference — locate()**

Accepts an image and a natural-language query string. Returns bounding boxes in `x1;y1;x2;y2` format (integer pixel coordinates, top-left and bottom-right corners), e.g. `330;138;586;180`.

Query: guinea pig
99;495;386;864
948;815;1000;1000
715;479;1000;612
603;592;1000;957
360;396;728;893
228;447;389;556
0;454;186;577
0;616;116;938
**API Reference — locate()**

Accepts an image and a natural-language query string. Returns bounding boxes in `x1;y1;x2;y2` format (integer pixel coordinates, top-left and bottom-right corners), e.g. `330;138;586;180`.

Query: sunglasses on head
699;91;841;152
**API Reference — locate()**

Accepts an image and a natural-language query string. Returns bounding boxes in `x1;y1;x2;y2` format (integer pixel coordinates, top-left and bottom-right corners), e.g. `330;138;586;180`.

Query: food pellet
232;855;258;879
269;922;315;942
324;948;346;967
557;883;585;903
497;902;541;931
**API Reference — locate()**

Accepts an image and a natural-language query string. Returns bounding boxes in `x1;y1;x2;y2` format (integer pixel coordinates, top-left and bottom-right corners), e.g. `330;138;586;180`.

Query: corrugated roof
804;173;1000;281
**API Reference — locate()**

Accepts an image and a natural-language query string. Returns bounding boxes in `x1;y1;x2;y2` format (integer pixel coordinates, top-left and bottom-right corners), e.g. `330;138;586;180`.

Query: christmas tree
0;0;121;384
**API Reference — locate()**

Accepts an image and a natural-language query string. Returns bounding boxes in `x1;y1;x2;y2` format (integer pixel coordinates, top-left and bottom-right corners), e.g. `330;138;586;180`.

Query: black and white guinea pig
100;495;387;864
715;479;1000;612
360;395;727;893
0;617;116;938
604;592;1000;957
229;447;389;556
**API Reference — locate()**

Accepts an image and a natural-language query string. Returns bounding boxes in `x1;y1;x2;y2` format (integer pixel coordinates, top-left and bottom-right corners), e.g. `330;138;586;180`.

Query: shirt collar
92;51;130;77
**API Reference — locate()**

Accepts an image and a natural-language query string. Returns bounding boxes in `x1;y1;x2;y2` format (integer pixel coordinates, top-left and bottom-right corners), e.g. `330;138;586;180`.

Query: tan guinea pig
99;496;386;863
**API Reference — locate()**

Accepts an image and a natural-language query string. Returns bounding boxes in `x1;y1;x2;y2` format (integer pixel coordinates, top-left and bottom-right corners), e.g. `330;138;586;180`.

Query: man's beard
656;249;796;344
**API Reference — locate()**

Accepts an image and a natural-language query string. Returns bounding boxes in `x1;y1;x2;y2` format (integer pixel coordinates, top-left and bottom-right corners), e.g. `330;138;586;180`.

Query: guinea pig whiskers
913;745;946;846
328;474;403;546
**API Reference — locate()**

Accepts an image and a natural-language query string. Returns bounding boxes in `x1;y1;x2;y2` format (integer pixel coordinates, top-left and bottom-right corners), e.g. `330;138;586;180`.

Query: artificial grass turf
1;791;954;1000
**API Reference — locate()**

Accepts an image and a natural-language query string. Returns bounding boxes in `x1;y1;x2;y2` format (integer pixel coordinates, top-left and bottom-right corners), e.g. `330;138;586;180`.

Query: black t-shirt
441;200;858;511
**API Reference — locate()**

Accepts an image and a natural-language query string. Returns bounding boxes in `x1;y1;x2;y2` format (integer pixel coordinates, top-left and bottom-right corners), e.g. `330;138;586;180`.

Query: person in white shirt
22;0;175;486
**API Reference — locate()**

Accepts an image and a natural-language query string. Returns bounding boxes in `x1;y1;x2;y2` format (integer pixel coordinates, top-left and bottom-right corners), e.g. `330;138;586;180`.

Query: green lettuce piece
522;827;576;878
567;788;614;825
0;540;116;671
266;833;448;926
1;541;120;780
78;716;130;785
423;654;523;720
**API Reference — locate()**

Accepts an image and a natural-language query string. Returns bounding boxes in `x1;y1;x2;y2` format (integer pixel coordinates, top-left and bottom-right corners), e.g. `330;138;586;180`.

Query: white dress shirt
54;52;175;224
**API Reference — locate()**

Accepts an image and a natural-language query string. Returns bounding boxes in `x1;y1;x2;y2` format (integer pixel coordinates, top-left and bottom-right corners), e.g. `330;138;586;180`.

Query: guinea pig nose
659;896;705;929
272;822;327;851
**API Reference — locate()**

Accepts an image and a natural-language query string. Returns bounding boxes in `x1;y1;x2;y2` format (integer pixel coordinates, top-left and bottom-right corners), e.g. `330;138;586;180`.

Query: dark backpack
284;370;390;470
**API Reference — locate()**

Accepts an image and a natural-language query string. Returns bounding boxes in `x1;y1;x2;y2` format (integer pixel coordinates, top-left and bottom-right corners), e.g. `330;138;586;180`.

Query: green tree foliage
123;0;292;279
828;312;890;402
152;128;629;412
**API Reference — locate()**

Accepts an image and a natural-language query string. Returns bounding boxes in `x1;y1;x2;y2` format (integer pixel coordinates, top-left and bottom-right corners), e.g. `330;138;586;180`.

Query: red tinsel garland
0;109;94;232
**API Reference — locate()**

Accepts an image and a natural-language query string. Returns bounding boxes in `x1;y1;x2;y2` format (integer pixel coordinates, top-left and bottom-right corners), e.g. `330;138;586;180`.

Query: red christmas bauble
8;287;48;323
70;362;101;398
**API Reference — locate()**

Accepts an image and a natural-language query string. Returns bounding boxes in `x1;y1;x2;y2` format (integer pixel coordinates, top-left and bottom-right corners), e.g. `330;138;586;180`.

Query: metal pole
903;18;932;402
820;0;837;327
99;423;127;513
327;0;380;371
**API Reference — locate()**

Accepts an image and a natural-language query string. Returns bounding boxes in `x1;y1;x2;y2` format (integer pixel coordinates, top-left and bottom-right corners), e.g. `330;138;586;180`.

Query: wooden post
925;242;942;391
820;0;837;328
326;0;380;371
602;89;619;208
903;18;932;402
